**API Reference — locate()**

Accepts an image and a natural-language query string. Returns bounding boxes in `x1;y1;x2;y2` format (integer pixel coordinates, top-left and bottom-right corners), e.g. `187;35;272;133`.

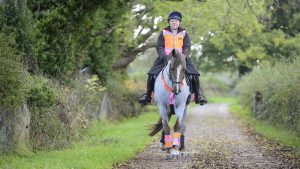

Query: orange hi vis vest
163;29;186;55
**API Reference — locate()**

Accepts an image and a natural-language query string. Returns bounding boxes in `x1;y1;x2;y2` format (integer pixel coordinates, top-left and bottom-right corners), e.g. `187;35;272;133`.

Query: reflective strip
165;141;172;148
165;135;172;142
173;138;180;146
163;30;186;55
173;132;181;146
161;70;172;93
173;132;181;138
164;135;172;148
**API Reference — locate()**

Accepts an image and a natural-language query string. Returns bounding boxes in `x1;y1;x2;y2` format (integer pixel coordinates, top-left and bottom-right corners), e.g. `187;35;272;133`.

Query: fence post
253;91;262;118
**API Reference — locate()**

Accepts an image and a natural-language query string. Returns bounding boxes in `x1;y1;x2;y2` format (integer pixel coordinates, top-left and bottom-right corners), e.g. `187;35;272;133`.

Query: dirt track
116;104;300;169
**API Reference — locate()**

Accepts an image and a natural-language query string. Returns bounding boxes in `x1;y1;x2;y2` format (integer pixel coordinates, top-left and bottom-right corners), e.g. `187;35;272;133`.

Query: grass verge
0;107;160;169
228;97;300;152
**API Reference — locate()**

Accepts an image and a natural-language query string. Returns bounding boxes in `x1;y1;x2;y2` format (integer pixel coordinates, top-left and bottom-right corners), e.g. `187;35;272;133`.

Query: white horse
149;49;190;157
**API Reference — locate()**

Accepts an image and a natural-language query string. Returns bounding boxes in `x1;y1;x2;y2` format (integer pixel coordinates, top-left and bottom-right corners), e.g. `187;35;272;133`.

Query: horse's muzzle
172;82;182;95
173;89;181;95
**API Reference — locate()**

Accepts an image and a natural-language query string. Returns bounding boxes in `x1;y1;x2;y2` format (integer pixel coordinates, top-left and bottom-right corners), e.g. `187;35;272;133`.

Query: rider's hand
163;55;171;64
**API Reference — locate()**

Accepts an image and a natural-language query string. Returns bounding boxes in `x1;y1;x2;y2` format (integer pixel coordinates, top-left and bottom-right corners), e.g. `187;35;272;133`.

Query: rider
138;11;207;105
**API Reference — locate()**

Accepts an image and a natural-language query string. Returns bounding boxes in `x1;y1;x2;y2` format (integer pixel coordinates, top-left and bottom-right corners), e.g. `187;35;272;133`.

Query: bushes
0;33;105;150
27;76;67;150
201;72;239;96
0;33;30;111
28;74;105;150
236;56;300;135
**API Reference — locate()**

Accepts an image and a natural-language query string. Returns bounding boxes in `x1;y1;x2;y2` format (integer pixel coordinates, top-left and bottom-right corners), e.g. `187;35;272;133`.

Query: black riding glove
162;55;171;64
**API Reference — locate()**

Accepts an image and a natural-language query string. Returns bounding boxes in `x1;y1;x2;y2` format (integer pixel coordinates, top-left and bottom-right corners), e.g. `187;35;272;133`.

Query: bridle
167;59;186;95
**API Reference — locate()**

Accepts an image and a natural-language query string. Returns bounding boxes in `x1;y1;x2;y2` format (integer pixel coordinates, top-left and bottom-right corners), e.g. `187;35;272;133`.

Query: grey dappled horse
149;49;189;157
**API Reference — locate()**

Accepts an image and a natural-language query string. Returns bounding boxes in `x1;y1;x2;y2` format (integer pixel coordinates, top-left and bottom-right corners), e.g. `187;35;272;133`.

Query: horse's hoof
179;152;185;158
161;144;166;151
164;154;173;160
171;149;180;156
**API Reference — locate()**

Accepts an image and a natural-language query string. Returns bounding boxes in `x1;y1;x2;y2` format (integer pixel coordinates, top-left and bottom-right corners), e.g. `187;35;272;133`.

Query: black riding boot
138;75;155;105
193;75;208;105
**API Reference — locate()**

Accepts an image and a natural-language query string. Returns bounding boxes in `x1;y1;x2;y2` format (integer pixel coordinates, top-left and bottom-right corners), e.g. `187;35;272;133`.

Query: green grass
0;109;160;169
229;98;300;152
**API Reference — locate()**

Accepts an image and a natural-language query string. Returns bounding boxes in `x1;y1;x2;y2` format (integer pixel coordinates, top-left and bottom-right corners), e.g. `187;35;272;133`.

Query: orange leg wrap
164;135;172;148
173;132;181;146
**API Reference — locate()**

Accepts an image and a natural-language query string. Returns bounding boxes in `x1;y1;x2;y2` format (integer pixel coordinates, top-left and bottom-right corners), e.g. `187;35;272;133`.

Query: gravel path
116;104;300;169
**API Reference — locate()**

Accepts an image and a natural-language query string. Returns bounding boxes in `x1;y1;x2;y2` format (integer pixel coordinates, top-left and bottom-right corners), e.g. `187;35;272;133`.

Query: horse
149;49;190;157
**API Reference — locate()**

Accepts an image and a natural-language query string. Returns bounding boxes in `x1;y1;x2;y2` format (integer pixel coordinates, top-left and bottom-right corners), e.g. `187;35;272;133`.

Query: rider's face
169;19;180;30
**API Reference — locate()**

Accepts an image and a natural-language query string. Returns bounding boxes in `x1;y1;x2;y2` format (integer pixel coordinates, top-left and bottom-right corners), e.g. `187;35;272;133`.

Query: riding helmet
167;11;182;22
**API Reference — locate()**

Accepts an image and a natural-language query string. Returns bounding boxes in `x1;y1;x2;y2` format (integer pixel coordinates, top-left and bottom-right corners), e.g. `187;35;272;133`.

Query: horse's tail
148;110;173;136
148;117;163;136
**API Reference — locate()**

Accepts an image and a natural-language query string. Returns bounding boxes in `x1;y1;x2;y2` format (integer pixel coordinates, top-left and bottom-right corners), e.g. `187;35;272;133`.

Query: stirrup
198;94;208;105
138;93;151;105
194;93;207;105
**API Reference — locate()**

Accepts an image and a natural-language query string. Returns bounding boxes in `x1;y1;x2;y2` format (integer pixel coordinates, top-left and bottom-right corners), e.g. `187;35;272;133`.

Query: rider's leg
138;75;155;105
138;57;165;105
193;75;208;105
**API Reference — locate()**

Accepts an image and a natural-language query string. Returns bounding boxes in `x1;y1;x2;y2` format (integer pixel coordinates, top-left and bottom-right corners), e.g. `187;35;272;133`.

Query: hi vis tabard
163;30;186;55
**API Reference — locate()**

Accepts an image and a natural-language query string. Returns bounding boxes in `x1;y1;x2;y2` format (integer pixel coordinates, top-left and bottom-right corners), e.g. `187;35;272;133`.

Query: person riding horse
138;11;207;105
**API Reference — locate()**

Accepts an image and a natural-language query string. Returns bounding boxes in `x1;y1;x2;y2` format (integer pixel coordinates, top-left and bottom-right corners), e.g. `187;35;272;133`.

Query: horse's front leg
172;105;187;154
159;105;172;154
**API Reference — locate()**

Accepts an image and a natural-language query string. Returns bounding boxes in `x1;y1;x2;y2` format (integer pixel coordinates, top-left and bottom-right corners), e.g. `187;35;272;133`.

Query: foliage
27;74;106;150
236;56;300;135
266;0;300;37
103;73;142;119
201;72;238;96
27;76;67;150
0;33;30;111
1;0;130;83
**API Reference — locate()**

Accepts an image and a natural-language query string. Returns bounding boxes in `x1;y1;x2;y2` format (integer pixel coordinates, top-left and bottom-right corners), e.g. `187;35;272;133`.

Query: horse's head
169;49;186;95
